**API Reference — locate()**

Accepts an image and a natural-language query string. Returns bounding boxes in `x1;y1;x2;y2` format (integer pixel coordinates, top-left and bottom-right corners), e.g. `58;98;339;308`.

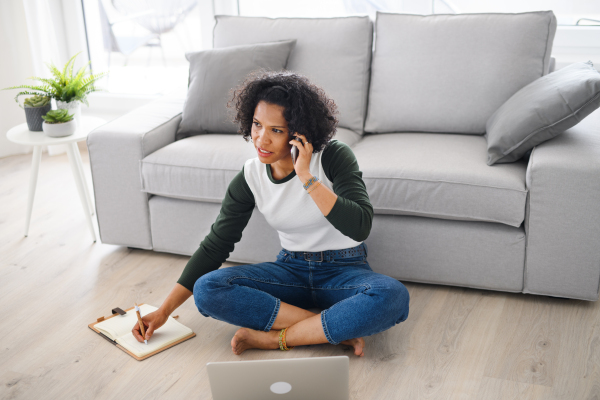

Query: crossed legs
231;301;365;356
194;260;408;357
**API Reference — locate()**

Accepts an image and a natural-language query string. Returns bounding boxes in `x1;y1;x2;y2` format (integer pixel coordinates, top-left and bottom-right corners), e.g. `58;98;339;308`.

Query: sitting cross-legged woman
132;69;410;357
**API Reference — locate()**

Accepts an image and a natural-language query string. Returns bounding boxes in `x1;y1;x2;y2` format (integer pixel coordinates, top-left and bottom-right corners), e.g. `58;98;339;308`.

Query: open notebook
92;304;195;359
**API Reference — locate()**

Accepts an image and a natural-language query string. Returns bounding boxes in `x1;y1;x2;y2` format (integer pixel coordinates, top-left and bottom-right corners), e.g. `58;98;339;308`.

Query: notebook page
95;304;159;340
116;316;194;358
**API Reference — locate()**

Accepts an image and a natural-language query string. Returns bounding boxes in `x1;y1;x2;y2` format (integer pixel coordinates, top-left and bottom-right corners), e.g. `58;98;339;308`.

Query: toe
231;334;241;354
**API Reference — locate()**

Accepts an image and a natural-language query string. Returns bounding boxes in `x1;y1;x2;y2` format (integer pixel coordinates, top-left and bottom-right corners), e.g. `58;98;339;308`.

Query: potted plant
23;95;51;131
1;51;108;128
41;109;77;138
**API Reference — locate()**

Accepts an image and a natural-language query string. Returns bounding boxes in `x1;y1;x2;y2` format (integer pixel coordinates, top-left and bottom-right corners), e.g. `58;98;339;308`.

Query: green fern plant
2;51;109;109
42;109;74;124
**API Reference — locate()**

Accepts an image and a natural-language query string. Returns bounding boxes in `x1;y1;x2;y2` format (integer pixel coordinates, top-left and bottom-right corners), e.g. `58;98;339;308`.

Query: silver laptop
207;356;349;400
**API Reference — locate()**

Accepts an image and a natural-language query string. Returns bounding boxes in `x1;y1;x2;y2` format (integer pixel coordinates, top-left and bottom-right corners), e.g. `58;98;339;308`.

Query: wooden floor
1;145;599;400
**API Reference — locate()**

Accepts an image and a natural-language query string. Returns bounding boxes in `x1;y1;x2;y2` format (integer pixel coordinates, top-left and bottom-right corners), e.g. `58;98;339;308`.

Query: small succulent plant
24;95;51;108
42;109;74;124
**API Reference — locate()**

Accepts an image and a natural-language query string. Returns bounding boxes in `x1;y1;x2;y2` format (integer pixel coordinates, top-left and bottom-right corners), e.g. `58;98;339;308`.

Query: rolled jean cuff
264;297;281;332
321;309;340;345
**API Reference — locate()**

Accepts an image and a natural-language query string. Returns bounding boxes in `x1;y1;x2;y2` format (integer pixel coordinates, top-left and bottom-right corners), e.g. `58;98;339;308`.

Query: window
81;0;599;97
238;0;347;18
239;0;599;23
82;0;205;96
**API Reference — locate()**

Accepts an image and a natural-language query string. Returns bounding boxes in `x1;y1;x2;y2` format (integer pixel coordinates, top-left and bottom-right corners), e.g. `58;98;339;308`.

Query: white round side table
7;116;107;242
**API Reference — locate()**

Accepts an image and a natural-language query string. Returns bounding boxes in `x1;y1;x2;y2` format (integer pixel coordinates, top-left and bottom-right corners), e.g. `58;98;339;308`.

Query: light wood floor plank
476;376;552;400
484;295;561;386
1;147;599;399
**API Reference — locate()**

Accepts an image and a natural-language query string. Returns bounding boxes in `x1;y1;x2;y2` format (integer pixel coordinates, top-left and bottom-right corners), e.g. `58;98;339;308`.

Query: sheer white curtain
23;0;70;156
341;0;433;17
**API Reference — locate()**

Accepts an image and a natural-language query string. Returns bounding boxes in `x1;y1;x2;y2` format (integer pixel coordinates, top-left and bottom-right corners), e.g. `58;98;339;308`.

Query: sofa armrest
524;109;600;300
87;95;185;249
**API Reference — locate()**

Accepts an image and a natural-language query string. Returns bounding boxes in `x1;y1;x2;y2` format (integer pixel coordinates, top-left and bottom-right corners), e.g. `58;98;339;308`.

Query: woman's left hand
290;133;313;178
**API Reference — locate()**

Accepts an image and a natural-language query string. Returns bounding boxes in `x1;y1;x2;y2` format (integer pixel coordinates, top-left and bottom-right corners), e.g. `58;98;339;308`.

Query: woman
132;70;410;357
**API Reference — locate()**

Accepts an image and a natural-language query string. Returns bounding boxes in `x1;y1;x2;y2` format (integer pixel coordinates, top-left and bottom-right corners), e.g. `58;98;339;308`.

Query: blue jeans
193;243;410;345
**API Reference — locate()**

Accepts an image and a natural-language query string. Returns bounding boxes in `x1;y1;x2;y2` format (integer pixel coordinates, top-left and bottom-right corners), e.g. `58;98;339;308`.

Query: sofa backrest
364;11;557;135
212;15;373;135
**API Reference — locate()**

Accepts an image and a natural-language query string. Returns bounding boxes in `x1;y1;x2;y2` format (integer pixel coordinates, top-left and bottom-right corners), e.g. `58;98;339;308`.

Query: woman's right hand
132;283;192;342
132;309;169;342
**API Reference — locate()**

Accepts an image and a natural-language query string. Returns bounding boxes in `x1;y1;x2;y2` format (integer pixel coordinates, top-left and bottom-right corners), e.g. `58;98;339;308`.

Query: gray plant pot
24;104;52;131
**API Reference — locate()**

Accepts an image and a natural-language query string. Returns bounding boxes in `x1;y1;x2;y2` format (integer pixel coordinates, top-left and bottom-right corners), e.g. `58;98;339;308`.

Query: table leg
72;142;95;216
66;143;97;242
24;145;42;237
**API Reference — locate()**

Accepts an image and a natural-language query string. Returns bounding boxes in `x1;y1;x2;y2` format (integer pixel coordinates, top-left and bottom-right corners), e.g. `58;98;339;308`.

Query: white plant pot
42;119;77;137
56;100;81;128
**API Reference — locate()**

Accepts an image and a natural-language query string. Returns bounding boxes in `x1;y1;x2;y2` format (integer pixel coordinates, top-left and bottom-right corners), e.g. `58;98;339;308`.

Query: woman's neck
270;157;295;180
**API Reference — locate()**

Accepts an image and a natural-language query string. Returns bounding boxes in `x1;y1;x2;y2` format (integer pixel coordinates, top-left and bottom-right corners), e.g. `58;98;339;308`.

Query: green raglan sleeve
177;166;255;293
322;139;374;242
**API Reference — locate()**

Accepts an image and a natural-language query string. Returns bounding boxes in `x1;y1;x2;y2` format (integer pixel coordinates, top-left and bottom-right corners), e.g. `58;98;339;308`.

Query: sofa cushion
140;134;255;202
364;11;557;135
212;15;373;135
175;39;296;141
485;61;600;165
140;128;362;202
352;133;528;227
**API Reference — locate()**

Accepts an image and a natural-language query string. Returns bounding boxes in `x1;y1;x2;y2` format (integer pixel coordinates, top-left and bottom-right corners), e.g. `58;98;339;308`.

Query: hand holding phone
291;135;302;164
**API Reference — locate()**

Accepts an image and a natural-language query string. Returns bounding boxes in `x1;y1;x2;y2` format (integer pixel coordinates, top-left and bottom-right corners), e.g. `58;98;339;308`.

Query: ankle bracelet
279;327;294;351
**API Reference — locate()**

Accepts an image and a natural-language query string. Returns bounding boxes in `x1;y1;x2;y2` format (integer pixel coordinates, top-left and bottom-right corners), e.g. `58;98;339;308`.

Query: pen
134;302;148;345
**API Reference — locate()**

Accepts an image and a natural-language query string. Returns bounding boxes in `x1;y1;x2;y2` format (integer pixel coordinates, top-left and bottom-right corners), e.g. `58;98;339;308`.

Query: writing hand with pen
132;304;168;344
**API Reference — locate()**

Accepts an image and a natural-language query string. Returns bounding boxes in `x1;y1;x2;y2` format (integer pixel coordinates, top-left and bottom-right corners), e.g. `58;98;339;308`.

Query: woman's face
251;100;292;164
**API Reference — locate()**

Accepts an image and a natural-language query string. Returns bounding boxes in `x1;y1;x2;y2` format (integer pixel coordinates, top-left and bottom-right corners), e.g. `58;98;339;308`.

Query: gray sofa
87;11;600;301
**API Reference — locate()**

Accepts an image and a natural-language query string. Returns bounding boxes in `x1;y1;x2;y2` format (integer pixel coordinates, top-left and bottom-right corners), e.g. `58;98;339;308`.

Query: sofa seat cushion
140;134;257;202
140;128;363;202
352;133;528;227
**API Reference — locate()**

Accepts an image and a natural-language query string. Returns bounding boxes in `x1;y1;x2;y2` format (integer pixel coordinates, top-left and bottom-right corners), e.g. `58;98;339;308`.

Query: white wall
0;0;36;159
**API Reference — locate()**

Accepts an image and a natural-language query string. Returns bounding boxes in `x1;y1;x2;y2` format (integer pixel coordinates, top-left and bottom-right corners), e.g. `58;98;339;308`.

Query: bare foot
340;337;365;357
231;327;280;355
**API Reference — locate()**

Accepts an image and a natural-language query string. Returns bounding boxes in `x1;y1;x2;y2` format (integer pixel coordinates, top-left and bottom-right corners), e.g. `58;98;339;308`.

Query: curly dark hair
226;69;339;153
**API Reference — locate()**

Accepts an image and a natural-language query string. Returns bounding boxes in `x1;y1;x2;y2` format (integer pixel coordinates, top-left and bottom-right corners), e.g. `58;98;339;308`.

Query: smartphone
291;136;302;164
